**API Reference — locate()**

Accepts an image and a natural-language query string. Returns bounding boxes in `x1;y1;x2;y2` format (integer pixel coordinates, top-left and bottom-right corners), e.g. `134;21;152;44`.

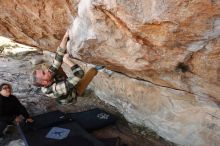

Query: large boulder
68;0;220;100
0;0;76;50
67;0;220;145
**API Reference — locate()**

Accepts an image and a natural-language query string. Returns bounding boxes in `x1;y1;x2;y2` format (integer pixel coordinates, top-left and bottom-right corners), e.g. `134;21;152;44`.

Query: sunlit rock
67;1;220;146
0;0;76;50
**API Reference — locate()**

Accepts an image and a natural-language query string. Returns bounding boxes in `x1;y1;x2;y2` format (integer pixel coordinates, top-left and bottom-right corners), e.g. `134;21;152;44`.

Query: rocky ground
0;38;176;146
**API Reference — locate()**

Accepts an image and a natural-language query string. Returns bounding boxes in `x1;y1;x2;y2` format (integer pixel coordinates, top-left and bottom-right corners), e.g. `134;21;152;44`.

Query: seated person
31;30;103;105
0;83;33;138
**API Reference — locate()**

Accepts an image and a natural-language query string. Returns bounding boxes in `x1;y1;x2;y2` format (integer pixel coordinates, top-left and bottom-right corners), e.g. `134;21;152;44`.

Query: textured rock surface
89;70;220;146
68;1;220;146
68;0;220;99
0;0;220;146
0;0;76;50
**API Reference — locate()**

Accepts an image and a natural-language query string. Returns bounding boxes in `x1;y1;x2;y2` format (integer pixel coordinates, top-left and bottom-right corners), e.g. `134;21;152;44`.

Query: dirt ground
0;39;177;146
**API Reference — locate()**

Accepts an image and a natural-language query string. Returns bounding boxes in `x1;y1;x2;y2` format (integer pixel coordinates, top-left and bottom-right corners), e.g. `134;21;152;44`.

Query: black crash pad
18;122;105;146
68;108;116;131
19;110;68;132
18;108;118;146
20;108;116;132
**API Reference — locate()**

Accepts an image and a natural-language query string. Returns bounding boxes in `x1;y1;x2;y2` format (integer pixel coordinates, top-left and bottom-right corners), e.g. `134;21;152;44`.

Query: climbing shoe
95;65;105;71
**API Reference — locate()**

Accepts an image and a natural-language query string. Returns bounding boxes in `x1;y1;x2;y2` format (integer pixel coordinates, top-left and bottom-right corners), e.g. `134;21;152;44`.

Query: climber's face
35;69;53;87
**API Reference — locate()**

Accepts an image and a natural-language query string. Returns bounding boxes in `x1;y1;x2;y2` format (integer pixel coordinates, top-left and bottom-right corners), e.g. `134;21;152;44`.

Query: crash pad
18;108;117;146
18;122;104;146
68;108;116;131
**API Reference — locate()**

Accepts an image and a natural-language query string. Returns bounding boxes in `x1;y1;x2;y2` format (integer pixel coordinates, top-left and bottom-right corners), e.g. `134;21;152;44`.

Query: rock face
1;0;220;146
69;0;220;98
0;0;76;50
68;1;220;145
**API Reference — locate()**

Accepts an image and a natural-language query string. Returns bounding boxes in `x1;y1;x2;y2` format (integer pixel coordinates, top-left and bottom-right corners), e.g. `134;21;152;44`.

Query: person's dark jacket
0;94;29;122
